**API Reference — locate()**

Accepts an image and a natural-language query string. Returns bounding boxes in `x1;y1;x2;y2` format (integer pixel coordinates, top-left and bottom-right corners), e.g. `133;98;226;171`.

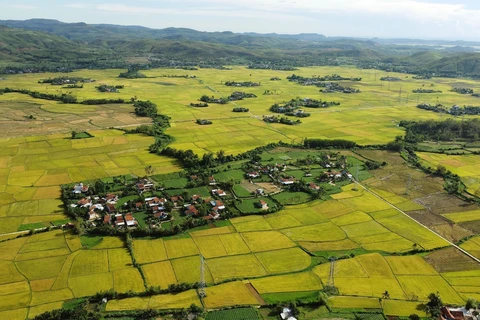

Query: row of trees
401;118;480;142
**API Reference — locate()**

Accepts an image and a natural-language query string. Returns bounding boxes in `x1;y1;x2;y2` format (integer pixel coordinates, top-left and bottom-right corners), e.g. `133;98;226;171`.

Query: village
64;150;359;231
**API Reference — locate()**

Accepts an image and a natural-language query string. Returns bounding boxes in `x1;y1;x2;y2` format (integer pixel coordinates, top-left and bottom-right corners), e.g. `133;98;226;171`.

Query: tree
71;131;77;139
425;292;443;318
465;297;477;310
409;314;420;320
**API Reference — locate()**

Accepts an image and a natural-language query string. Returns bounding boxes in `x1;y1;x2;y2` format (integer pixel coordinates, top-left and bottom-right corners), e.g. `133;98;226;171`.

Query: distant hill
2;19;480;77
0;25;106;63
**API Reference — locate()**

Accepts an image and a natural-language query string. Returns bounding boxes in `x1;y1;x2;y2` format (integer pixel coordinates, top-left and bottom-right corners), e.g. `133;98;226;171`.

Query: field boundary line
354;180;480;264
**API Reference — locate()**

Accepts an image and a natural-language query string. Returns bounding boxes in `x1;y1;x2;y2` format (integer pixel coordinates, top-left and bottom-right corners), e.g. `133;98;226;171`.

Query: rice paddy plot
171;255;214;285
356;253;395;278
442;210;480;223
250;271;323;294
28;302;64;319
264;214;302;229
376;214;449;250
0;308;28;320
30;278;55;292
189;226;233;237
340;220;391;239
396;275;464;304
281;222;346;242
231;215;273;232
69;250;109;276
203;281;261;309
385;256;438;275
69;272;114;297
255;247;311;274
19;237;68;253
105;297;150;311
132;239;167;264
30;288;73;306
108;248;133;271
334;277;406;299
338;193;392;213
460;237;480;259
193;235;228;258
361;238;415;253
241;231;297;252
207;254;267;283
299;239;359;253
331;210;373;226
0;237;28;260
148;289;201;309
113;268;145;293
142;261;177;288
382;300;426;317
164;237;199;259
15;247;71;261
16;255;67;280
219;233;251;256
313;258;368;280
328;296;381;309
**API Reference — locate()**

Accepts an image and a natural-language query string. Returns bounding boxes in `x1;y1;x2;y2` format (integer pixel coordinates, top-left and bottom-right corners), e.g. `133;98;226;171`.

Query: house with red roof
184;205;198;216
124;213;137;227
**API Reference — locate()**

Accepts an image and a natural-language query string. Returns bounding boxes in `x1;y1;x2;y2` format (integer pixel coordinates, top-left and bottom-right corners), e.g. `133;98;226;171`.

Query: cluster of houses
71;183;138;228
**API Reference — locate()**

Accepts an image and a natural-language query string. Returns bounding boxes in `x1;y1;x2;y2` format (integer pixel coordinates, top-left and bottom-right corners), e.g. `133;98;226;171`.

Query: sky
3;0;480;41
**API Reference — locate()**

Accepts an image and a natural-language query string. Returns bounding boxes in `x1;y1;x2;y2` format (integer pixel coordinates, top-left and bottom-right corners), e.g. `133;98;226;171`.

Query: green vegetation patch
206;307;261;320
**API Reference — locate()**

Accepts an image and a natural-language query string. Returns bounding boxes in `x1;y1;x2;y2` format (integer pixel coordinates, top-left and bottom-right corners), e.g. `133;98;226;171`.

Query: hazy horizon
3;0;480;41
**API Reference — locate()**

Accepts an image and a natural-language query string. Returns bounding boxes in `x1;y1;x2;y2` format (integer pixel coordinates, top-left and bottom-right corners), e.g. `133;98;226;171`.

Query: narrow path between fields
353;180;480;264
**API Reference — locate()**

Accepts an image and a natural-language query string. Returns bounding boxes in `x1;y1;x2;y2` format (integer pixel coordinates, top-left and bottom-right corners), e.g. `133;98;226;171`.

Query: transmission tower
328;257;337;287
198;255;206;298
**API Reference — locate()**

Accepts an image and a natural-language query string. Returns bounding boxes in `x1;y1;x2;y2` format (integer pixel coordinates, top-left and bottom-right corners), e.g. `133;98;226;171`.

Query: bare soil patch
424;247;480;273
245;282;266;305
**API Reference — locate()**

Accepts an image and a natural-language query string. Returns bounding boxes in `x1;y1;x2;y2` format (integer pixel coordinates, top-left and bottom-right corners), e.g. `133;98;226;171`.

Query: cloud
11;4;36;10
64;3;91;9
140;0;479;25
95;4;297;20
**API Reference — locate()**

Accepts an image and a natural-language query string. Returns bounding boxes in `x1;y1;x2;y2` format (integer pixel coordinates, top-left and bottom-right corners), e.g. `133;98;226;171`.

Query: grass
272;191;312;205
262;291;321;304
79;235;103;249
329;296;381;309
236;197;278;214
206;308;261;320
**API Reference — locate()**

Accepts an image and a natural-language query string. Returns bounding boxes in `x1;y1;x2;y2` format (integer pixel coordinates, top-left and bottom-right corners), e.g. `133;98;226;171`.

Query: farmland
0;65;480;319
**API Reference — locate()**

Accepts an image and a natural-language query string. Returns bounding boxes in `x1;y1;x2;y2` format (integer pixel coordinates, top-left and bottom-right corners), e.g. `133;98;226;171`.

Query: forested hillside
2;19;480;77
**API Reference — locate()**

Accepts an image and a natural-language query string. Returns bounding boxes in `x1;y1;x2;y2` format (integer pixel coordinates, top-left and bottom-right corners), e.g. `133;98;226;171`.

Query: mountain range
1;19;480;77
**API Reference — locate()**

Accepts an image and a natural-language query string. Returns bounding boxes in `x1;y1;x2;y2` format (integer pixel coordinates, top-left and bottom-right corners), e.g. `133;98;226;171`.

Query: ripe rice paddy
1;66;480;318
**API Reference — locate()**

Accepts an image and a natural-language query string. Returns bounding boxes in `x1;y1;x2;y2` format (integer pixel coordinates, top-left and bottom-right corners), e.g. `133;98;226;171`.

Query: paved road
354;180;480;264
